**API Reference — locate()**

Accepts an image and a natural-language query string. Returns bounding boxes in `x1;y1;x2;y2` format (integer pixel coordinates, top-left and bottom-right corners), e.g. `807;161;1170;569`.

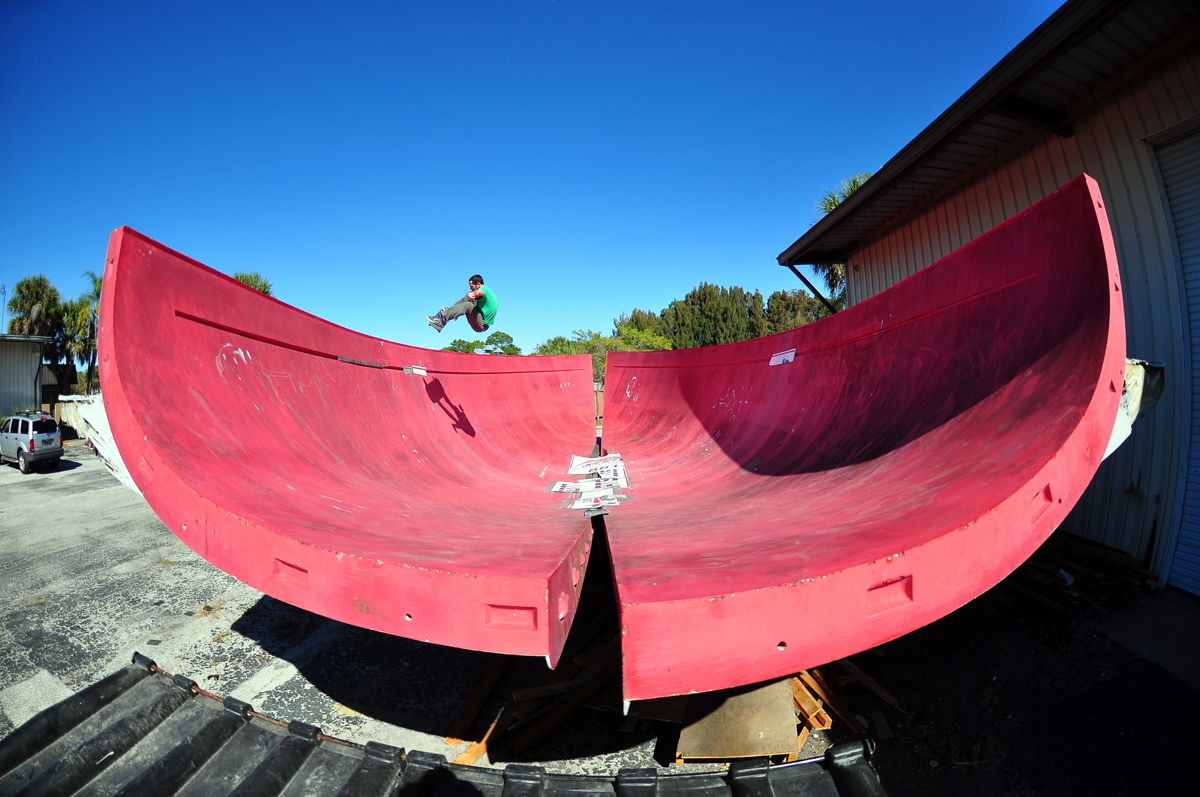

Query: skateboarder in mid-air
428;275;497;333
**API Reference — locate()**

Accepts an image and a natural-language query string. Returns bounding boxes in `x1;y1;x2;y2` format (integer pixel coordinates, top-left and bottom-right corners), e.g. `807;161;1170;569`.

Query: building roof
778;0;1200;266
0;334;54;344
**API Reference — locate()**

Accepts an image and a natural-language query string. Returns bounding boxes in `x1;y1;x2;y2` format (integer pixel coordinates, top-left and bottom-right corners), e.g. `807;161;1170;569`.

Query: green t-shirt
477;284;498;326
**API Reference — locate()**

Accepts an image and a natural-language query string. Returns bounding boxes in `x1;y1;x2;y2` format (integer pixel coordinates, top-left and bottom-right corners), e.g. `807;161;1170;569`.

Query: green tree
603;285;826;354
535;324;672;384
612;324;673;353
6;274;60;336
6;274;67;363
616;308;666;337
233;271;273;295
748;291;770;339
73;270;103;391
54;296;89;390
812;172;873;304
655;283;776;349
535;281;827;379
535;330;608;382
442;331;522;356
765;289;826;332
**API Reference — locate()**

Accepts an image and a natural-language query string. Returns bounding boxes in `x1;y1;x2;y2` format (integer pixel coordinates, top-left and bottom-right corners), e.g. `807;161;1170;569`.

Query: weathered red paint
97;230;598;665
100;174;1123;700
604;175;1125;699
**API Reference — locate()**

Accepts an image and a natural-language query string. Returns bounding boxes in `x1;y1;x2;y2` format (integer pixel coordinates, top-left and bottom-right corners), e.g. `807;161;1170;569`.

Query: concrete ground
4;444;1199;793
1098;586;1200;692
0;444;670;775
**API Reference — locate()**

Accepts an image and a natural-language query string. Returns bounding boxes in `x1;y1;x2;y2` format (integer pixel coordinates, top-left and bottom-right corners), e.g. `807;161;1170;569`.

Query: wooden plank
790;677;823;717
1000;580;1069;613
586;682;625;715
445;654;509;745
452;607;616;763
836;659;902;712
796;723;811;752
809;668;839;702
572;633;620;667
800;670;865;733
511;661;621;752
453;713;507;766
507;608;617;720
791;677;833;731
676;678;798;760
870;709;895;740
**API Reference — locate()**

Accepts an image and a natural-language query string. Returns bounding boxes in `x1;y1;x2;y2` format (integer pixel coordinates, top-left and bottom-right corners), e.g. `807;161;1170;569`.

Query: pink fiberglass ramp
97;228;597;665
604;175;1126;700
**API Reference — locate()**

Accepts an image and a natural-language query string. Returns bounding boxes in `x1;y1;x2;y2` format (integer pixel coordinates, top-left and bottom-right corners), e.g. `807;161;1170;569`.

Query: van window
33;419;57;434
0;420;9;433
19;420;29;435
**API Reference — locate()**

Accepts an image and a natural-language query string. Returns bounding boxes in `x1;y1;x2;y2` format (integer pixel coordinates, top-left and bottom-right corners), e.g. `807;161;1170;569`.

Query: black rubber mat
0;653;886;797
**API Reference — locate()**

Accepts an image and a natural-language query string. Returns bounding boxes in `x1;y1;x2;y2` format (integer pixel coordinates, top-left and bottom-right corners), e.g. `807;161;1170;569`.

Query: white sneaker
426;314;444;332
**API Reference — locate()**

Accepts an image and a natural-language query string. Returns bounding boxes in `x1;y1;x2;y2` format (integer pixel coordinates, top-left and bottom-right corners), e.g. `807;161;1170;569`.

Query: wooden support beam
799;670;865;734
836;659;902;712
511;661;621;752
445;654;509;745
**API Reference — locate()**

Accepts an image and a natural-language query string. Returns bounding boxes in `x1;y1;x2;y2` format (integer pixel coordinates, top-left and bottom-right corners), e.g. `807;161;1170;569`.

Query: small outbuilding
780;0;1200;594
0;334;53;416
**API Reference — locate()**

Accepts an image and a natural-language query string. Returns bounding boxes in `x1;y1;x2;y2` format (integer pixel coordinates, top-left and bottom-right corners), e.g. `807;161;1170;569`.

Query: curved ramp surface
101;174;1123;701
604;175;1125;699
98;231;598;664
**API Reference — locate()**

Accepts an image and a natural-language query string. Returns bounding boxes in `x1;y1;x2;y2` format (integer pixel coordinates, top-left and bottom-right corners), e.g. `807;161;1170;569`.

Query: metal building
779;0;1200;594
0;335;52;417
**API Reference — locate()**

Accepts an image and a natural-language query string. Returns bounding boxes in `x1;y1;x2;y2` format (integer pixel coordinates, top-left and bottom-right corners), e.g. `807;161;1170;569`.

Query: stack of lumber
444;616;910;763
791;672;834;753
449;608;620;764
996;531;1155;617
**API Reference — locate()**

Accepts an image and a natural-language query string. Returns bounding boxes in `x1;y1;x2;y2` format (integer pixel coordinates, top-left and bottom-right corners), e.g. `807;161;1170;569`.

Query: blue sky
1;0;1062;354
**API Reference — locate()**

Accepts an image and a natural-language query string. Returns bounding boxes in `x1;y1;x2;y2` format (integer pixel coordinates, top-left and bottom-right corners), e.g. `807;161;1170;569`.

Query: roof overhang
0;335;54;345
779;0;1200;266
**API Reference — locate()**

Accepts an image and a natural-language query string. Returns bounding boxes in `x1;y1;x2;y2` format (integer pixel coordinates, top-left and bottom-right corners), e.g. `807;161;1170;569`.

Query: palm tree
76;270;102;391
6;275;59;335
60;297;88;386
6;275;66;363
233;272;273;295
813;172;874;303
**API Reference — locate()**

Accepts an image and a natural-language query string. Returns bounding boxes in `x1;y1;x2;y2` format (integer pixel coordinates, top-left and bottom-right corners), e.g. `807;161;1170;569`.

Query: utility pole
1;284;6;332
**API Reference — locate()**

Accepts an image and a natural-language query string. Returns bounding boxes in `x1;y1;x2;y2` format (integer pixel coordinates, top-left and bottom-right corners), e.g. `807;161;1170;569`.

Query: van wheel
18;451;30;474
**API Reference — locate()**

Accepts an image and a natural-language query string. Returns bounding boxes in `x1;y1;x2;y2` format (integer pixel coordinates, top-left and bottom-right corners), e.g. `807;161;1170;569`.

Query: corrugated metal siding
1157;130;1200;594
844;46;1200;577
0;341;42;415
785;1;1200;266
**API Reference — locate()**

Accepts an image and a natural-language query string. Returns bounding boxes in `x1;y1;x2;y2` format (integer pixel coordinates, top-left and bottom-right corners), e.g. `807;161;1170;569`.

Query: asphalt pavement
0;444;667;775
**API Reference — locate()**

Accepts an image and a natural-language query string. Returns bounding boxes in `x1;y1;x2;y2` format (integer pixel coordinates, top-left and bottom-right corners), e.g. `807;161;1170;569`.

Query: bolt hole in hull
100;175;1123;699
